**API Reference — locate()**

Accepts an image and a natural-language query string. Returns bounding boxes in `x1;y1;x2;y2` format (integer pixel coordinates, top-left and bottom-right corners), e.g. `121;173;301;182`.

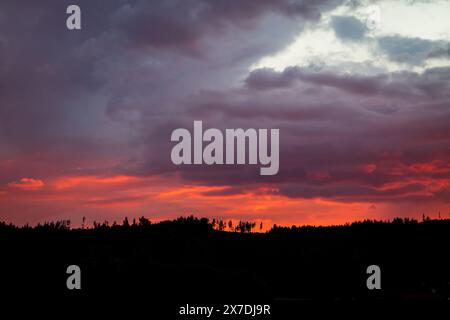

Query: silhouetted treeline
0;215;264;233
1;216;449;307
1;215;445;234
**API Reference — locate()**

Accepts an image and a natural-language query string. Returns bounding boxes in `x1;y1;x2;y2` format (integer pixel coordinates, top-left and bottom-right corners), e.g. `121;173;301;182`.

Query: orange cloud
8;178;44;190
1;171;448;227
409;160;450;173
54;175;138;189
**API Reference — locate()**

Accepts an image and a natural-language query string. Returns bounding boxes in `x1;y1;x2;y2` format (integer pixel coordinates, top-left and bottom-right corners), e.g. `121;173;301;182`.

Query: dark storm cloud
245;66;450;100
279;182;426;201
113;0;341;55
330;15;367;41
164;65;450;202
0;0;448;208
0;0;344;186
245;67;387;95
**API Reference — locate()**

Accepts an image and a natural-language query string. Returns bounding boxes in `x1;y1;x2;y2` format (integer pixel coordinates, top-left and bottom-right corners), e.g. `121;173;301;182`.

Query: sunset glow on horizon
1;170;448;227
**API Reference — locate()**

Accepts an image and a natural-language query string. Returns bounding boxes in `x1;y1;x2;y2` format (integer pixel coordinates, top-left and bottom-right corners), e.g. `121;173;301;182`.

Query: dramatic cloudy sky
0;0;449;226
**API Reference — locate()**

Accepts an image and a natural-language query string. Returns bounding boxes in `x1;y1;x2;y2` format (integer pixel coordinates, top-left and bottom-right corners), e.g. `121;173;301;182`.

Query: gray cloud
245;66;450;100
427;45;450;60
0;0;344;183
169;65;450;201
377;35;450;65
331;15;367;41
113;0;342;55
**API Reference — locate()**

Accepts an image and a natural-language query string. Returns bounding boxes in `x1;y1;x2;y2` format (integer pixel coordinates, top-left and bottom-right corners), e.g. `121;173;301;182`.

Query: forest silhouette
1;215;449;306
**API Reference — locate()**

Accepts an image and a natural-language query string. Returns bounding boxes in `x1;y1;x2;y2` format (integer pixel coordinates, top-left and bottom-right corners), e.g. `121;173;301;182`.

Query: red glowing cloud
8;178;45;191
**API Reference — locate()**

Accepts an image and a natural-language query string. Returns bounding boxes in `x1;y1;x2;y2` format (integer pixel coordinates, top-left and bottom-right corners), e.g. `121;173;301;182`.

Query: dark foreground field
1;217;449;315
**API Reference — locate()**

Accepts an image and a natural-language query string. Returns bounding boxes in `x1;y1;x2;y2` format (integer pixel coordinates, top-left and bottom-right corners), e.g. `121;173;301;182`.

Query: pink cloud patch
8;178;44;191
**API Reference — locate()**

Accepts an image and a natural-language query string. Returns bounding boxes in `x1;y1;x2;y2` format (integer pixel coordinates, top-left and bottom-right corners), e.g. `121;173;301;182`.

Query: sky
0;0;449;227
